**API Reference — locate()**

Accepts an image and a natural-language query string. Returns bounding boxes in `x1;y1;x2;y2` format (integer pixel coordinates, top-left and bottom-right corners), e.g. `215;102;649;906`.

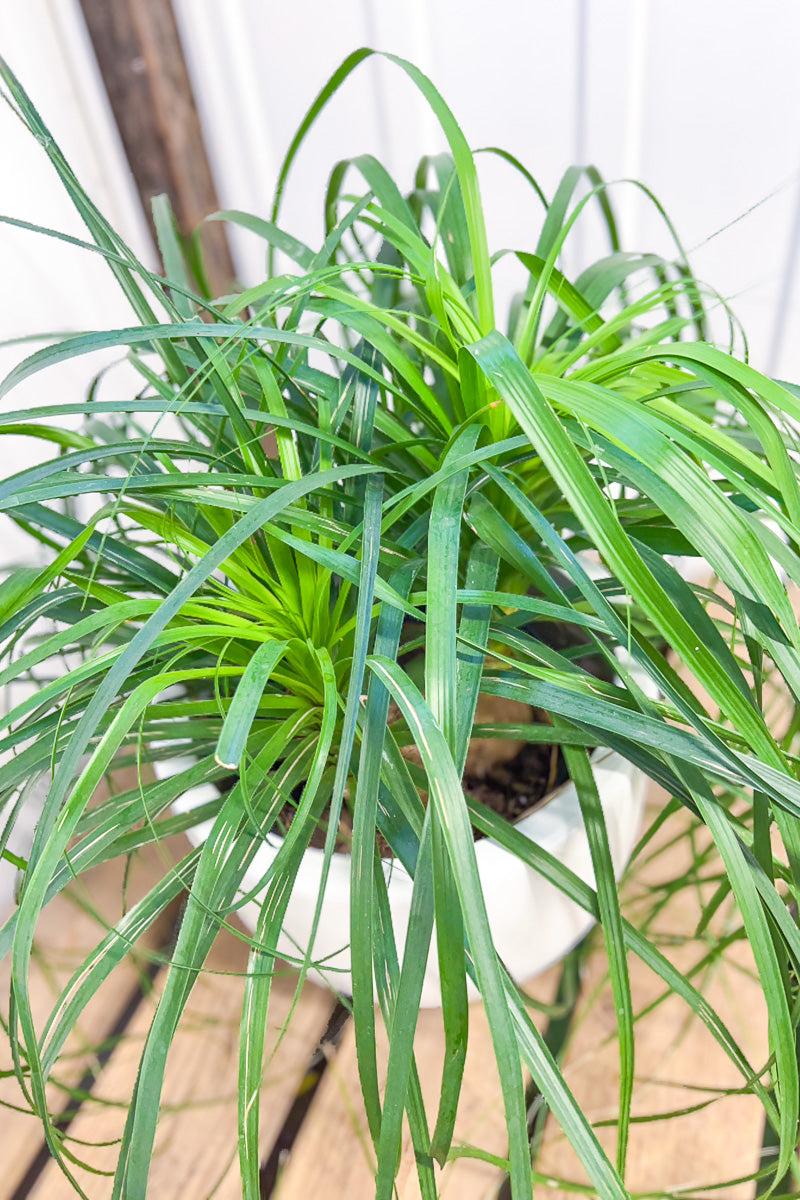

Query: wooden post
77;0;235;296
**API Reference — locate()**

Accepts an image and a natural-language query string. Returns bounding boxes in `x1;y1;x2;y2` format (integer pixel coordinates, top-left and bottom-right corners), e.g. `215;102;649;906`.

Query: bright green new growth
1;46;800;1199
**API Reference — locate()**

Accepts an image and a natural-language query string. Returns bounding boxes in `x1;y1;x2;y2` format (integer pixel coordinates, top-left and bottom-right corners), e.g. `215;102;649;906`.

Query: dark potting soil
461;731;567;827
457;619;613;834
268;624;611;856
274;705;565;857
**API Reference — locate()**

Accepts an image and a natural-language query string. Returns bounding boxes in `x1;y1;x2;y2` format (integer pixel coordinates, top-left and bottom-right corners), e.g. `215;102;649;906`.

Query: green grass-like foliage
2;47;800;1199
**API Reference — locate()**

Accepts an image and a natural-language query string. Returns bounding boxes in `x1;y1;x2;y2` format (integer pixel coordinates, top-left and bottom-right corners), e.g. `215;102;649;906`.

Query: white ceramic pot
162;746;647;1008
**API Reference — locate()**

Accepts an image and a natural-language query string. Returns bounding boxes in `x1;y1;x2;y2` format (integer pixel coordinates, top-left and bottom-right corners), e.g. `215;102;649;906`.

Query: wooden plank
275;784;770;1198
274;966;563;1199
77;0;235;294
27;934;336;1199
534;787;767;1198
0;842;178;1197
5;777;772;1196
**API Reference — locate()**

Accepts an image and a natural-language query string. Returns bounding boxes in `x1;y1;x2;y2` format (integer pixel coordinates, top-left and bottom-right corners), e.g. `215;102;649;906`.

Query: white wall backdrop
171;0;800;378
2;0;800;554
0;0;153;568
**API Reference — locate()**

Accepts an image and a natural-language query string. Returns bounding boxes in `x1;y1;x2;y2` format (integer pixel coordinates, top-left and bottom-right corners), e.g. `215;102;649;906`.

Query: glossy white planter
162;746;646;1008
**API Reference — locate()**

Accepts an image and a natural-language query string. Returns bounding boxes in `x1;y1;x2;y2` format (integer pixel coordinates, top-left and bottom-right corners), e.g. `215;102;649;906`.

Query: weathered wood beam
78;0;235;295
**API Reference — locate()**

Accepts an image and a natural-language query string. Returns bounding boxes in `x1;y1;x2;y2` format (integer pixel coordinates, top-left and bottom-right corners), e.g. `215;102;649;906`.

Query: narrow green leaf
215;640;288;769
368;656;557;1200
562;739;634;1176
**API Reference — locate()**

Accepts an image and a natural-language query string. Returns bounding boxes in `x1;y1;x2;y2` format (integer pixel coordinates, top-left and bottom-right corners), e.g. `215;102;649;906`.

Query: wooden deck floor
0;787;767;1199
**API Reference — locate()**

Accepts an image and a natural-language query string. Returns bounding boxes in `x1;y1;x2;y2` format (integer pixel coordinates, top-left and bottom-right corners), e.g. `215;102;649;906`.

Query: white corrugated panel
3;0;800;534
171;0;800;377
0;1;160;914
0;0;156;566
5;2;800;371
1;0;799;566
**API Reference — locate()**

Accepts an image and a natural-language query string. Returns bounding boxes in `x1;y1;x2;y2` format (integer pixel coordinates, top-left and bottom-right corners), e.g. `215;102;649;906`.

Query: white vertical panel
768;176;800;375
566;0;648;275
369;0;581;325
359;0;442;170
632;0;800;374
577;0;800;376
620;0;650;248
172;0;279;279
173;0;585;328
0;0;151;567
0;0;153;330
4;0;800;381
569;0;590;273
174;0;388;282
409;0;579;215
574;0;589;164
0;2;153;293
42;0;155;259
0;4;156;913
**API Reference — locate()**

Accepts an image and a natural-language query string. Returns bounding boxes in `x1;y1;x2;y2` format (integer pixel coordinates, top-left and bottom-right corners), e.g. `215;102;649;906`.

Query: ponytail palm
1;48;799;1200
